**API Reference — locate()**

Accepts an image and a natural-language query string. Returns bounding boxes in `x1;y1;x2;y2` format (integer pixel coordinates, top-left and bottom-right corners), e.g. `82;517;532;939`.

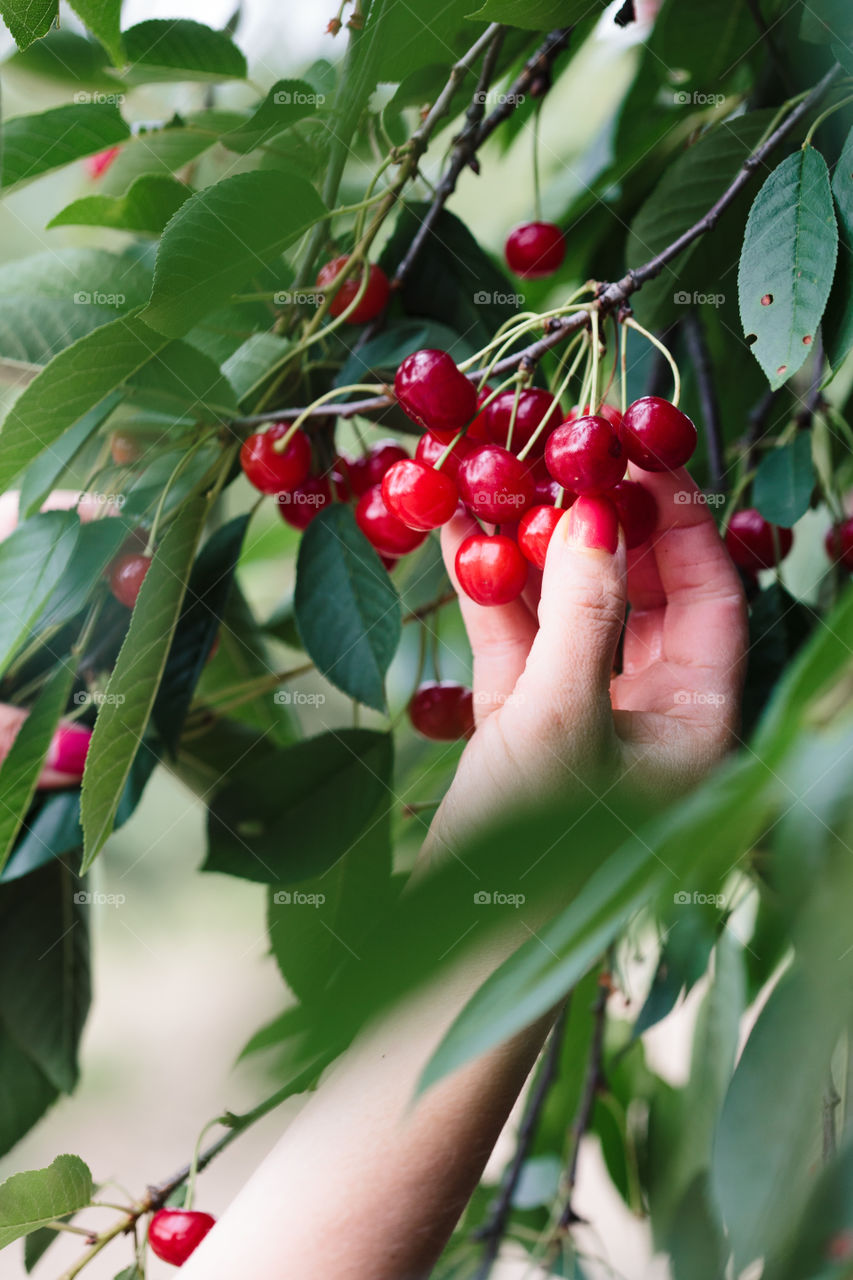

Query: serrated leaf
752;434;815;527
221;332;291;404
68;0;122;64
0;246;152;309
0;1155;92;1249
739;146;838;389
0;298;124;370
221;79;323;153
122;340;239;421
142;171;326;337
48;174;190;236
5;28;112;83
0;0;56;50
465;0;603;27
0;314;169;493
98;112;245;193
121;19;247;82
36;517;130;632
0;512;78;678
80;497;209;868
1;103;129;190
0;666;75;874
205;730;393;884
824;125;853;374
294;505;401;711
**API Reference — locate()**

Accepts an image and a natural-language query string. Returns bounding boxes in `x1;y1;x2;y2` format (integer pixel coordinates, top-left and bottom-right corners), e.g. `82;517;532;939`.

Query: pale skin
177;462;747;1280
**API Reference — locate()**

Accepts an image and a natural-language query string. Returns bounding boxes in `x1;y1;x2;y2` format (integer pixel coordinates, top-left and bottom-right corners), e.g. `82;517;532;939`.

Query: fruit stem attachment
622;316;681;407
282;383;384;441
516;333;586;462
803;92;853;147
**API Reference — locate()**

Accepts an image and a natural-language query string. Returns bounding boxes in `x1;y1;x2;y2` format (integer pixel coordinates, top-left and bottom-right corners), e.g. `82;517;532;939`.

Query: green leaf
336;318;476;406
799;0;850;43
18;392;122;518
465;0;604;28
98;112;245;193
0;1035;57;1158
221;332;291;405
121;19;247;82
651;0;755;84
294;505;401;711
67;0;122;64
741;583;815;740
122;340;239;422
0;512;78;678
0;665;75;874
80;497;209;868
36;517;130;632
752;433;815;527
5;28;112;83
221;79;324;153
0;1155;93;1250
0;861;90;1095
0;297;121;369
205;730;393;884
0;314;169;493
824;125;853;374
739;146;838;389
1;103;129;190
48;174;190;236
0;0;56;50
142;171;326;337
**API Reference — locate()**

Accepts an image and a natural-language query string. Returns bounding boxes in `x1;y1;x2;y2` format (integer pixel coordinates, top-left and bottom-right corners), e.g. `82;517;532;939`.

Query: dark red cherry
455;533;528;606
394;349;478;436
277;473;337;529
108;552;151;607
381;459;459;530
620;397;697;472
725;508;793;571
568;402;624;431
504;222;566;279
344;440;409;497
315;255;390;324
545;415;625;494
355;484;428;556
518;505;565;569
485;388;560;454
457;444;535;523
408;681;474;741
148;1209;216;1266
468;386;494;441
240;424;312;495
825;517;853;571
608;479;658;549
415;430;472;479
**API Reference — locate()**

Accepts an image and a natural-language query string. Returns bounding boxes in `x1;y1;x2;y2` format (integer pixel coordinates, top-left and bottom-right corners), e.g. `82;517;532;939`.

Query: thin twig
682;309;724;490
823;1068;841;1162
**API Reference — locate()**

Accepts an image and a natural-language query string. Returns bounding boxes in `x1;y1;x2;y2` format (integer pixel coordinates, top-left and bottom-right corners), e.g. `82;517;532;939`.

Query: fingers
440;515;537;723
0;705;91;790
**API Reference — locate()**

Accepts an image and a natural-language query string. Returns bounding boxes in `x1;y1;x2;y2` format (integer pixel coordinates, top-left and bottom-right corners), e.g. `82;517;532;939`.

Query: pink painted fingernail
567;495;619;554
46;724;92;776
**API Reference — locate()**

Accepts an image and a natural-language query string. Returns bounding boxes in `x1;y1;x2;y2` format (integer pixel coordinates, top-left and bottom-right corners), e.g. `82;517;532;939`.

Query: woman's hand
431;463;748;846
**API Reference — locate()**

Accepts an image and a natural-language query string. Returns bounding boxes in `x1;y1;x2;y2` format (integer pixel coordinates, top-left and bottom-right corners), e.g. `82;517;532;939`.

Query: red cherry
415;430;472;479
355;484;428;556
240;425;312;496
148;1209;216;1266
381;459;458;530
468;386;494;441
825;517;853;570
518;505;565;569
608;479;658;549
568;402;624;431
620;397;697;472
394;349;478;436
109;552;151;607
85;146;120;179
504;221;566;279
315;255;390;324
457;444;535;523
725;508;793;571
277;474;335;529
485;388;561;454
545;415;625;494
344;440;409;497
408;682;474;741
455;533;528;606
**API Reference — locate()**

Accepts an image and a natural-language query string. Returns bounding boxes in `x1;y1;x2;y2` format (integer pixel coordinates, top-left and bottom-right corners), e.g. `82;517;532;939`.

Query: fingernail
46;724;92;776
567;495;619;553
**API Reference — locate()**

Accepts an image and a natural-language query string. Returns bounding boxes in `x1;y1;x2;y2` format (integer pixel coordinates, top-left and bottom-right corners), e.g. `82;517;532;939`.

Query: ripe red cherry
485;388;560;454
568;402;624;431
356;484;428;556
415;430;472;479
608;479;658;549
408;682;474;741
504;221;566;279
545;415;625;494
277;473;338;529
518;504;565;569
620;397;697;472
381;460;458;530
825;517;853;570
457;444;535;523
315;255;390;324
344;440;409;497
148;1209;216;1266
725;508;793;571
455;533;528;605
109;552;150;607
394;349;478;436
85;146;120;179
240;424;312;495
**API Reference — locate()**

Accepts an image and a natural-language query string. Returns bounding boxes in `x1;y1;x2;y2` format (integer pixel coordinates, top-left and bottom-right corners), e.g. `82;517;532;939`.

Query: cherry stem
622;316;681;406
516;333;586;462
504;382;523;451
589;309;601;412
280;382;385;442
532;99;544;223
619;318;628;416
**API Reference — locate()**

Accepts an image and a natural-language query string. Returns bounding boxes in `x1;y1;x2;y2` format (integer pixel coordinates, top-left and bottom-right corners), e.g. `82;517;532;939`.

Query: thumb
516;494;626;750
